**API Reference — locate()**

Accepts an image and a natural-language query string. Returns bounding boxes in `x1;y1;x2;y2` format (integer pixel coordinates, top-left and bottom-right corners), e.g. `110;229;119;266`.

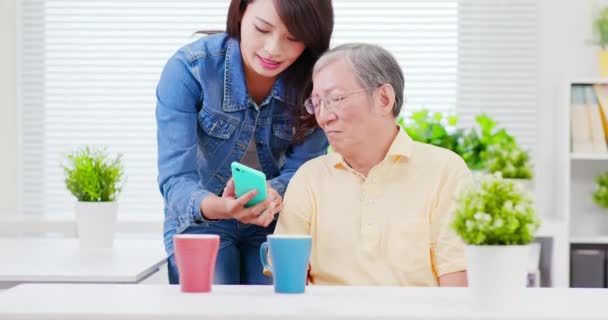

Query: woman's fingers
234;189;258;208
222;178;236;198
230;183;282;226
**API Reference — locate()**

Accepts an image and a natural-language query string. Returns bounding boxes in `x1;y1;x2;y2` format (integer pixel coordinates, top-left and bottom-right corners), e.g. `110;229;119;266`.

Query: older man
274;43;471;287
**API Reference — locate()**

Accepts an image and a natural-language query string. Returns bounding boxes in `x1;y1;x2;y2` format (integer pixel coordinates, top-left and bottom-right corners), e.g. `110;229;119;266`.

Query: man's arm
439;270;467;287
274;163;315;235
264;165;315;277
431;157;473;286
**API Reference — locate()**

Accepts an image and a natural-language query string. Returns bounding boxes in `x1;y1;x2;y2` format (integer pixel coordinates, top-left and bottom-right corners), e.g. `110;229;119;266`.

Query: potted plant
592;5;608;76
63;147;124;248
485;139;534;191
593;171;608;209
452;173;541;311
397;109;462;154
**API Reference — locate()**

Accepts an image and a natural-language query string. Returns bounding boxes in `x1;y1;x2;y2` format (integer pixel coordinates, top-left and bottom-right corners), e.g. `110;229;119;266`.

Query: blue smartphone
230;162;267;208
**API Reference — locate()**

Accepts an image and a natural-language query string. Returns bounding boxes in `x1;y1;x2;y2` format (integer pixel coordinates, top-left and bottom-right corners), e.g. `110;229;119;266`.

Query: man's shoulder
411;141;468;172
285;154;335;196
288;154;338;188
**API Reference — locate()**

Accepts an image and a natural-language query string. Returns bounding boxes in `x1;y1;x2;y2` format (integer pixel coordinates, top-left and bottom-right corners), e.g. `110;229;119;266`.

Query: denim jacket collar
222;37;296;112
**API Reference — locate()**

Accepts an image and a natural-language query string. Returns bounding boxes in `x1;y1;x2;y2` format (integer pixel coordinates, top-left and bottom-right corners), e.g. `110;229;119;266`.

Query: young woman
156;0;334;285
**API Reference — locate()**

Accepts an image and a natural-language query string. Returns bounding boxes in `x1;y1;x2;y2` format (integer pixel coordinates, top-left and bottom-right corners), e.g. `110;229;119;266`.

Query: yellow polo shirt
274;128;471;286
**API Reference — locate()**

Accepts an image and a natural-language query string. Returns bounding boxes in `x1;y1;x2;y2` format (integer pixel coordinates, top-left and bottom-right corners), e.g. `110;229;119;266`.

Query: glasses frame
304;88;368;115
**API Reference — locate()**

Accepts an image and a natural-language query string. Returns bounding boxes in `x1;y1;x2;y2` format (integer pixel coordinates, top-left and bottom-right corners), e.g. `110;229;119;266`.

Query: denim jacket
156;33;328;254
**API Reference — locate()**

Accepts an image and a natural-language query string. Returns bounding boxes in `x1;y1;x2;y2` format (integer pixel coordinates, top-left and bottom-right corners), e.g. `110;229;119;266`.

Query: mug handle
260;241;273;275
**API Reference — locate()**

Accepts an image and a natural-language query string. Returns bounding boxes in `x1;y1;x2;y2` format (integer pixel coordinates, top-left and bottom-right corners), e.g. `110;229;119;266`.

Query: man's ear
375;84;396;116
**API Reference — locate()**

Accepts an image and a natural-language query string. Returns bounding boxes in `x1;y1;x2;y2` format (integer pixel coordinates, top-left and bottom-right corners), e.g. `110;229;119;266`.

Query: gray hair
313;43;405;117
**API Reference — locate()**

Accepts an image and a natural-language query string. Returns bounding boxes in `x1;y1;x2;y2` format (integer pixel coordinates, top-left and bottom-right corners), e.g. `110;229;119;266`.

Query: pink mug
173;234;220;293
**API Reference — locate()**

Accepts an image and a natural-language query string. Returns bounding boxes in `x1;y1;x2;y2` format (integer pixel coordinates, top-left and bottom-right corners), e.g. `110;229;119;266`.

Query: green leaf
593;171;608;209
476;114;496;136
447;115;458;126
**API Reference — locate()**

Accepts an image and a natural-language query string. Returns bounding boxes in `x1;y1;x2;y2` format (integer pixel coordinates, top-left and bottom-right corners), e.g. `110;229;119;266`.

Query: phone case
231;162;267;208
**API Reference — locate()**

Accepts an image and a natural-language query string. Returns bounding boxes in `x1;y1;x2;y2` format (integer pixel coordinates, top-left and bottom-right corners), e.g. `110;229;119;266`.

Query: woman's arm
156;49;212;227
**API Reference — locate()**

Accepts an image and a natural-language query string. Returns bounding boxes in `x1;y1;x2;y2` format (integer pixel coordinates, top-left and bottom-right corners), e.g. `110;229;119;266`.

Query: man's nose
316;101;335;126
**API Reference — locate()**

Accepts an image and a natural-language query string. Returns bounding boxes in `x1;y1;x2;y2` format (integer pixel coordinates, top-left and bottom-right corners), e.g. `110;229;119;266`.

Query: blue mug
260;235;312;293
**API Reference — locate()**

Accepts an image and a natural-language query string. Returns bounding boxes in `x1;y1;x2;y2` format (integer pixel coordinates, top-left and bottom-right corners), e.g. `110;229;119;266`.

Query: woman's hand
200;178;282;227
223;178;283;225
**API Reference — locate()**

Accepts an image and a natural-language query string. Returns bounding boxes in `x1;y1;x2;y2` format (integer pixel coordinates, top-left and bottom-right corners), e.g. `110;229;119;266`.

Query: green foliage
593;172;608;209
455;129;485;170
457;114;533;178
398;111;533;178
485;140;533;179
593;6;608;50
63;147;124;202
397;109;462;154
398;111;512;170
457;114;510;170
452;173;541;245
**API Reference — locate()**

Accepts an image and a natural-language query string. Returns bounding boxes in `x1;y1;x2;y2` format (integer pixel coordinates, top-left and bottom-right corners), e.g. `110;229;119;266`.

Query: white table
0;284;607;320
0;238;167;289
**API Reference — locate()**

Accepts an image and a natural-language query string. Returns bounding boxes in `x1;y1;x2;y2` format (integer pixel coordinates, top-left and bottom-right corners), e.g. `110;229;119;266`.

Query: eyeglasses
303;88;367;115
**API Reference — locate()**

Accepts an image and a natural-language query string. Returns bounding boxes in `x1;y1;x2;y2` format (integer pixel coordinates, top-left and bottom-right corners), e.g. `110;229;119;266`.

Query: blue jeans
168;219;275;285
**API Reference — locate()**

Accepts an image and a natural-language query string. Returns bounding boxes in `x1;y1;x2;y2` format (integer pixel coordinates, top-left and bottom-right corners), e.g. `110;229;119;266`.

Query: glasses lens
304;97;318;114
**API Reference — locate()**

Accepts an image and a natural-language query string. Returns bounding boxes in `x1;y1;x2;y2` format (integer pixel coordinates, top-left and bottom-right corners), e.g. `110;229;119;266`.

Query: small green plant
456;114;513;170
593;172;608;209
592;5;608;50
397;109;462;154
485;141;533;179
63;146;124;202
452;173;540;245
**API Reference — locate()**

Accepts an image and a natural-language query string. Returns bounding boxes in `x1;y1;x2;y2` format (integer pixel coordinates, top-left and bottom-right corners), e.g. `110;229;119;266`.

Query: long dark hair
221;0;334;143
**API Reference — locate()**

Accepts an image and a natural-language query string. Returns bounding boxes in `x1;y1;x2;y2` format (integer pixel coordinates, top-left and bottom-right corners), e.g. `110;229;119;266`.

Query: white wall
0;0;18;216
537;0;599;219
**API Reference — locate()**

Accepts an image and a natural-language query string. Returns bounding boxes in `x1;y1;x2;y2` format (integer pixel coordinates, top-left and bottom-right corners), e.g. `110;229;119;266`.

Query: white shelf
553;80;608;287
570;236;608;244
570;153;608;160
570;78;608;84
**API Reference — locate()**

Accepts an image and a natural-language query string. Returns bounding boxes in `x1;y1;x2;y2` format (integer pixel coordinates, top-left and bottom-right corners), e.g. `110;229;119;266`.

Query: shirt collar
330;127;414;168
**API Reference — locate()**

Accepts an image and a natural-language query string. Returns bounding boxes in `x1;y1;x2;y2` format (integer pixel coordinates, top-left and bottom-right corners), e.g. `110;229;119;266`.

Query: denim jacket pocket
272;123;294;150
198;107;237;153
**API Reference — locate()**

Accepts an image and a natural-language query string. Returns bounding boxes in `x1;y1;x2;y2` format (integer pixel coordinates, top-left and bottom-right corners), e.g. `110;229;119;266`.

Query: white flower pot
466;245;529;312
74;201;118;249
